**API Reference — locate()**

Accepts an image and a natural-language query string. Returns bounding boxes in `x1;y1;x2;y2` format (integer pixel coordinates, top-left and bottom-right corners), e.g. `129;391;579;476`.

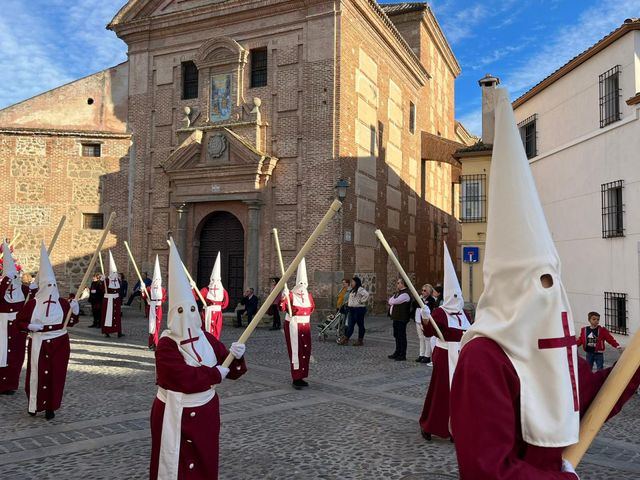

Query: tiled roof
380;2;428;16
453;141;493;157
513;18;640;107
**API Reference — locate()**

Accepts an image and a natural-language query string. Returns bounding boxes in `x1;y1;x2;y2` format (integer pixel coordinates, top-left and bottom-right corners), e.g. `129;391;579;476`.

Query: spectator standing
432;285;443;308
338;277;369;346
268;277;283;331
126;272;151;306
387;278;412;361
336;278;350;313
118;273;128;300
576;311;622;371
236;288;258;327
88;273;104;328
414;284;434;365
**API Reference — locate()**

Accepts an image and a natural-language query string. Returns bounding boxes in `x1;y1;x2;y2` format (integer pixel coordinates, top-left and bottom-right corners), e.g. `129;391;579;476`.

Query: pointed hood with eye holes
163;238;216;367
32;242;63;326
206;252;224;302
2;240;24;304
291;257;310;308
107;251;120;290
440;242;470;331
151;255;163;300
461;88;579;447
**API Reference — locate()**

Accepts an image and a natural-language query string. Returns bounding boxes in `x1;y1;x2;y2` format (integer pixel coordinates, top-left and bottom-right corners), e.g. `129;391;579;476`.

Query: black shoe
292;380;304;390
421;357;432;364
149;345;156;351
117;333;125;338
450;437;454;444
421;430;431;441
415;356;424;363
28;411;36;417
104;334;110;338
298;379;309;387
0;390;16;395
388;353;398;359
45;410;55;420
394;356;406;361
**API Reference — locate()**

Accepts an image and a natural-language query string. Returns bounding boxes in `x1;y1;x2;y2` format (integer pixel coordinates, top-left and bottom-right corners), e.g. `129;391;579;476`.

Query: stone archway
197;211;245;308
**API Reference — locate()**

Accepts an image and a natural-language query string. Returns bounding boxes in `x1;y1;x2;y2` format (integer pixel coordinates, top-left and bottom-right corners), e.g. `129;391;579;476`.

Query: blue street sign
463;247;479;264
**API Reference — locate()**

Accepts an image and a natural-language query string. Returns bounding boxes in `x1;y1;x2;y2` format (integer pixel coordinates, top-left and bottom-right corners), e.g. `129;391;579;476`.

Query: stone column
174;202;189;260
244;201;261;292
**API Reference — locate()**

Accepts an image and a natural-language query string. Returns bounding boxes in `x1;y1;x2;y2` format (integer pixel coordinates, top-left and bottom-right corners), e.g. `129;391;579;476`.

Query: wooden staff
272;228;293;317
564;332;640;466
374;229;445;343
0;233;21;260
98;251;105;275
124;241;151;306
25;216;67;304
165;240;207;306
63;213;115;328
221;199;342;368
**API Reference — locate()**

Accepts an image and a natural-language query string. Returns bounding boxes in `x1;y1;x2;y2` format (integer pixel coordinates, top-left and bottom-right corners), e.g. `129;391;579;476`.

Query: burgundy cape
418;307;464;439
149;332;247;479
0;278;30;392
451;337;640;479
280;291;314;381
143;287;167;348
101;279;122;335
199;286;229;340
16;298;78;413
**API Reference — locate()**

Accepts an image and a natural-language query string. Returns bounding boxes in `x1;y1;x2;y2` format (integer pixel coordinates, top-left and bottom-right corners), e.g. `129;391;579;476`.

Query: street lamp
441;222;449;237
335;179;349;202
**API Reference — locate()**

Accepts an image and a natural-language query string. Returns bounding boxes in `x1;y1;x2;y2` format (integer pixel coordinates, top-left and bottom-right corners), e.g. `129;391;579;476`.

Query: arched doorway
197;211;244;309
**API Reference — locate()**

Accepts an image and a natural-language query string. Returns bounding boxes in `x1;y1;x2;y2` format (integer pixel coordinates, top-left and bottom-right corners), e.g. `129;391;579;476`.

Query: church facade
0;0;470;312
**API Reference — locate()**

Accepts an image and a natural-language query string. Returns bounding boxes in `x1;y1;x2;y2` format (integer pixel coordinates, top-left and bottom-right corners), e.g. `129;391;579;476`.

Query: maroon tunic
418;307;465;438
281;292;314;381
101;279;122;335
16;298;78;413
149;332;246;479
0;278;29;393
199;287;229;340
451;337;640;479
143;287;167;348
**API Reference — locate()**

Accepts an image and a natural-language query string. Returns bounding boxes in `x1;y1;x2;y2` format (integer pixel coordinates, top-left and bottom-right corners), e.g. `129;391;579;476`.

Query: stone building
0;0;470;312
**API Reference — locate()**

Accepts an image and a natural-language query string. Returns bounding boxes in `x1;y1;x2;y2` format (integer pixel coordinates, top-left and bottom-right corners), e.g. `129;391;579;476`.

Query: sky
0;0;639;136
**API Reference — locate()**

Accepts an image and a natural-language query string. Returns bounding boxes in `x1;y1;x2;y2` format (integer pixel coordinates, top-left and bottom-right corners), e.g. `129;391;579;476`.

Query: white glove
28;324;44;332
421;305;431;319
561;459;579;478
216;366;229;380
229;342;246;359
70;299;80;315
80;288;90;300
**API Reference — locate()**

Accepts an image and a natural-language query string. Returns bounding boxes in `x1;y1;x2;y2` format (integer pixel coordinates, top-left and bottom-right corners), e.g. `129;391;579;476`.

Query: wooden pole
165;239;207;306
98;251;105;275
374;229;445;343
272;228;293;317
63;213;115;328
221;199;342;368
124;241;151;305
563;332;640;466
0;233;21;260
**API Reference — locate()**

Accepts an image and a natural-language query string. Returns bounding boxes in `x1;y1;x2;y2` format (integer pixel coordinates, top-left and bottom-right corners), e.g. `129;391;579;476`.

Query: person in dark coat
235;288;258;327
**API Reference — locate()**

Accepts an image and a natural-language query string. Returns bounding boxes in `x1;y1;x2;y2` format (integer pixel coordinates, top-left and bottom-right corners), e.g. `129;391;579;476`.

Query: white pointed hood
441;242;470;330
2;240;24;304
462;88;579;447
151;255;163;300
206;252;224;302
163;238;216;367
32;242;63;326
292;257;310;308
107;250;120;290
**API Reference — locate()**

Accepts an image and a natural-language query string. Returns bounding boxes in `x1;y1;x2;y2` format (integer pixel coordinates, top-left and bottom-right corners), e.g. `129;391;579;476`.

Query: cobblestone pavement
0;306;638;479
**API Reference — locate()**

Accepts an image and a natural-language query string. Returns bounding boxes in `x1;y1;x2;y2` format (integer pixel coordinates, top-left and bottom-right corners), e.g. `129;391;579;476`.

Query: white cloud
457;107;483;137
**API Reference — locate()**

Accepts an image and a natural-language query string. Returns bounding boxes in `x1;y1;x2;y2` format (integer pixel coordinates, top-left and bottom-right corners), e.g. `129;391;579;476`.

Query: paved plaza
1;306;639;479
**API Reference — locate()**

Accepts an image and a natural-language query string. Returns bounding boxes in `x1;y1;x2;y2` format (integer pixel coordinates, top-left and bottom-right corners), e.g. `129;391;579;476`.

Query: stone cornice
0;127;131;139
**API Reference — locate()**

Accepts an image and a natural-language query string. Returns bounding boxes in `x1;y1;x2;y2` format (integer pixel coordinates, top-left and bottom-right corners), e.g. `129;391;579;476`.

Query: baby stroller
317;310;348;342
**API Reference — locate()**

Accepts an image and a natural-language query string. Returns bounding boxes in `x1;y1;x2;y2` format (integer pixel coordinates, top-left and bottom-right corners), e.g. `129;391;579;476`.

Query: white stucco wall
514;30;640;344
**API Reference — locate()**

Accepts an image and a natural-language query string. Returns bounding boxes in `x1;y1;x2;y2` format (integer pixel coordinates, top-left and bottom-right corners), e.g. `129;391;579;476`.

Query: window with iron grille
460;174;486;222
83;213;104;230
518;114;537;158
250;48;268;88
182;61;199;100
601;180;624;238
81;143;101;157
599;66;621;127
604;291;627;335
409;102;416;134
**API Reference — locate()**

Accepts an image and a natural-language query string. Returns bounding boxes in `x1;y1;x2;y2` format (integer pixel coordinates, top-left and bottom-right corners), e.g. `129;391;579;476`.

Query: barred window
83;213;104;230
409;102;416;134
599;66;621;128
604;292;627;335
81;143;101;157
250;48;268;88
460;174;486;222
601;180;624;238
182;61;199;100
518;114;537;159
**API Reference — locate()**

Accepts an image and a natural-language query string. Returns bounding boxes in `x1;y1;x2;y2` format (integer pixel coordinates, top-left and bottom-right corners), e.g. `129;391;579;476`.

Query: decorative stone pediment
109;0;228;27
161;128;278;201
195;37;247;70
